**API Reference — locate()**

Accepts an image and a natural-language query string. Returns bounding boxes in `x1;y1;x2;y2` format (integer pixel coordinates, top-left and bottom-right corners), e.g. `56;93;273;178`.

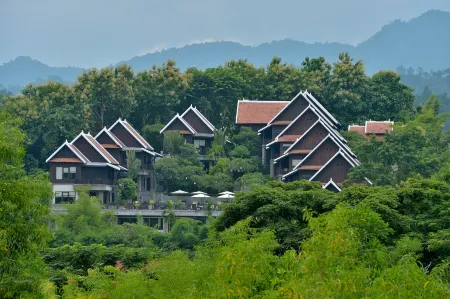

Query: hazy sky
2;0;450;67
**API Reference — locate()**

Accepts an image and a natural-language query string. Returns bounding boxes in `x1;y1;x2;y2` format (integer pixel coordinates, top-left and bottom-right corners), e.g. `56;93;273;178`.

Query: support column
163;218;169;233
261;145;266;166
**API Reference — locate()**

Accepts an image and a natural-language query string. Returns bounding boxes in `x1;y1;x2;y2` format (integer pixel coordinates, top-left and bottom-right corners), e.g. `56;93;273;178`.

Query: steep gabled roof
45;141;89;163
181;105;215;132
236;100;290;125
292;134;333;171
322;178;342;192
71;132;120;165
160;114;197;134
283;119;321;154
109;119;154;150
263;91;339;131
95;127;126;148
309;149;357;182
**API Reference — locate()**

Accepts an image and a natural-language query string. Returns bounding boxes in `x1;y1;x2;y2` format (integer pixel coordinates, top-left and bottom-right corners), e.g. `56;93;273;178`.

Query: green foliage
142;123;164;153
230;145;250;158
116;178;137;204
236;172;269;190
232;126;261;157
167;218;207;250
125;150;141;181
0;111;53;297
155;158;205;192
163;131;185;154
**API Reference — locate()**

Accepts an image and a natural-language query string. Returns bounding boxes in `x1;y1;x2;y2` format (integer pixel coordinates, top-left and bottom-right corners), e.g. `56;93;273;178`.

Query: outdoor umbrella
218;191;235;195
191;191;207;195
170;190;189;195
191;193;210;205
217;194;235;199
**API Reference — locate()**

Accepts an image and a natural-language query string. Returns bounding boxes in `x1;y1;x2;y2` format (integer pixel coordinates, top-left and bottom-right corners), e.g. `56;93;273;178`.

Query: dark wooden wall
313;155;352;184
111;124;141;148
183;110;212;134
302;138;339;166
72;137;106;162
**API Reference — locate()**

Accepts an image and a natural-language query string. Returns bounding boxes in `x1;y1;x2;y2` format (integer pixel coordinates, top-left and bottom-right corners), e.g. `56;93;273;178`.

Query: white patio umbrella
218;191;235;195
218;194;235;199
191;193;210;205
171;190;189;195
191;191;207;195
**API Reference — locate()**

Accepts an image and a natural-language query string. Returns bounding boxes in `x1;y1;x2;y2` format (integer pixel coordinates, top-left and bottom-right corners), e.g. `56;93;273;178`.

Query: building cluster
48;91;393;204
46;119;160;204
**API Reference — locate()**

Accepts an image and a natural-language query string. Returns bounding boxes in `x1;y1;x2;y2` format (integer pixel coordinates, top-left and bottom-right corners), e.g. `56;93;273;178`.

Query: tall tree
0;111;53;297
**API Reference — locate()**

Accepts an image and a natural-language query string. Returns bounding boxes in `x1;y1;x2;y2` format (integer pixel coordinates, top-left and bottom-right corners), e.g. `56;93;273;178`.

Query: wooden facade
236;91;360;190
160;106;215;165
47;119;160;204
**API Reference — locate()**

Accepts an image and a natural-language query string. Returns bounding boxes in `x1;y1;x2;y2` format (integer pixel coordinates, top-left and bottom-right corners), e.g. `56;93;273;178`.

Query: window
194;139;205;149
56;167;62;180
61;167;76;179
55;191;76;204
292;159;302;168
146;178;151;191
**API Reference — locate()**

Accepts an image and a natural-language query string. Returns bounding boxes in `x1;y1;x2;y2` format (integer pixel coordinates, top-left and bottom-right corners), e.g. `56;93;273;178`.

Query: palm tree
126;150;141;181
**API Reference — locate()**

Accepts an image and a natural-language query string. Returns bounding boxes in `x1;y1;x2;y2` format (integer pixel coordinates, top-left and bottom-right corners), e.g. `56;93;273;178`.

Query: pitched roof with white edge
159;114;197;134
309;149;357;182
292;134;333;171
322;178;342;192
95;127;126;148
45;141;89;163
272;104;312;141
71;131;120;165
109;119;154;150
304;91;340;126
181;105;215;132
262;91;338;132
283;119;321;154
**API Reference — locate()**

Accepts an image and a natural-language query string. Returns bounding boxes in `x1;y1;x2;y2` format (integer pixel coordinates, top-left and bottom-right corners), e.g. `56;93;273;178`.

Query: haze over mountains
1;10;449;92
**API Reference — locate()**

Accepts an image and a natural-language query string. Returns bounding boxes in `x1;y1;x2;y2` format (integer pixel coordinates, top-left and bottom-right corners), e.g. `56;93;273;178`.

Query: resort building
46;119;161;204
348;121;394;140
235;91;360;191
160;105;216;168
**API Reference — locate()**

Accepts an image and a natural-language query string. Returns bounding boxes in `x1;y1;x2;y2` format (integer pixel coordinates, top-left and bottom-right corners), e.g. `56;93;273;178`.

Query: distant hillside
0;56;83;90
1;10;449;92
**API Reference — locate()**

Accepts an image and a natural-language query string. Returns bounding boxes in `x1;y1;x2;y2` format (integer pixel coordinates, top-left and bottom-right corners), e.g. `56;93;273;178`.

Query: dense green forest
3;54;450;297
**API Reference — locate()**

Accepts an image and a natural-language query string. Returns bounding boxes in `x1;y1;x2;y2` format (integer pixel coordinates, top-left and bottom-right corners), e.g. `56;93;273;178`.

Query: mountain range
1;10;450;92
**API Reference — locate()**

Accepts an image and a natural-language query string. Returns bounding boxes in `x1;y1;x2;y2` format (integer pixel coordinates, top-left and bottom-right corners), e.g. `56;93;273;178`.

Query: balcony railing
74;178;115;185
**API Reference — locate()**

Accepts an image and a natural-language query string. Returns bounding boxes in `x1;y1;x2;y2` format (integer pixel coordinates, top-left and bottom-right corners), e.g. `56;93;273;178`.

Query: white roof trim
292;134;331;171
309;150;356;182
106;163;121;170
109;118;153;150
71;132;114;164
181;106;215;132
238;100;291;103
274;105;312;140
284;120;320;154
304;92;340;125
45;141;88;163
94;127;125;148
322;178;342;192
159;114;196;134
258;124;272;133
282;168;298;179
365;177;373;186
142;148;163;157
235;100;240;124
274;153;289;163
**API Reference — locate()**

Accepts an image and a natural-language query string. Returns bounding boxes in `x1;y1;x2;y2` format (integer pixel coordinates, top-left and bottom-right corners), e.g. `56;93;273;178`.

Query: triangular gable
95;127;125;148
181;106;215;134
160;114;196;134
292;134;334;171
181;105;216;133
303;92;340;126
265;92;309;126
71;132;119;164
283;120;327;154
263;91;339;132
46;141;89;163
109;119;154;150
309;150;357;182
322;179;342;192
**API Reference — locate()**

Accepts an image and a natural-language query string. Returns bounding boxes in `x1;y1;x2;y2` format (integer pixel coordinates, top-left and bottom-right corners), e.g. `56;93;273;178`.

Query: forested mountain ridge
1;10;449;92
